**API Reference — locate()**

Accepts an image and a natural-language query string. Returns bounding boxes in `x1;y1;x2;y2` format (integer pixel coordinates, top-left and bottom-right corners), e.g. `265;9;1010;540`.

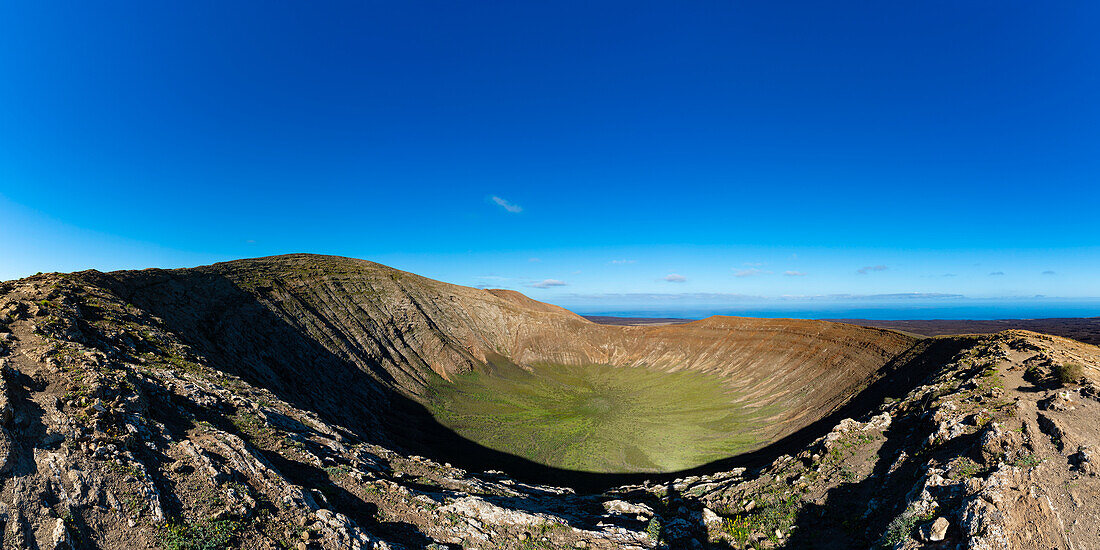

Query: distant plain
584;314;1100;346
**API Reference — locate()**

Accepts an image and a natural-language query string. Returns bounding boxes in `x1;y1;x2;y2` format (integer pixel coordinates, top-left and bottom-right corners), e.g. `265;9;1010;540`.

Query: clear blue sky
1;2;1098;316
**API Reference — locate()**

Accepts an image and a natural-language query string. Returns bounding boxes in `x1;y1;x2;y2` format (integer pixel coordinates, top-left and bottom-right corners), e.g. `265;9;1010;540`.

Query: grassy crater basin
427;362;774;473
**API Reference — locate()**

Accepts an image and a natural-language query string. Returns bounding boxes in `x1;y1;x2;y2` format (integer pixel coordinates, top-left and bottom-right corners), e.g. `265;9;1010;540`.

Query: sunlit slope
92;254;917;472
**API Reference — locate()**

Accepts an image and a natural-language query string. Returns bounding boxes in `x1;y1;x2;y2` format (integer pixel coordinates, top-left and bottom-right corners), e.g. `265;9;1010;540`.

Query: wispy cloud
474;275;511;289
558;292;760;303
528;257;541;262
989;271;1005;276
553;292;964;304
783;271;806;277
1042;270;1056;275
491;196;522;213
529;279;566;288
942;273;957;277
734;268;771;277
815;292;963;300
857;265;889;275
609;259;636;265
663;273;687;283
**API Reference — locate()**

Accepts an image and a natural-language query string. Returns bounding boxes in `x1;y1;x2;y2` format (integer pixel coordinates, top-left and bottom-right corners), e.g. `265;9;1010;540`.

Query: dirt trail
995;341;1100;549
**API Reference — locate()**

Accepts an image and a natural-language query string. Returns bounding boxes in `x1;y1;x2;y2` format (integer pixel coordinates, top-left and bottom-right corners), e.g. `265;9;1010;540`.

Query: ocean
562;300;1100;321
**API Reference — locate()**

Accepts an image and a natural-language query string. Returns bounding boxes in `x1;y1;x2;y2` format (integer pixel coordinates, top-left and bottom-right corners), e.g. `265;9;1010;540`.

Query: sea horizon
565;299;1100;321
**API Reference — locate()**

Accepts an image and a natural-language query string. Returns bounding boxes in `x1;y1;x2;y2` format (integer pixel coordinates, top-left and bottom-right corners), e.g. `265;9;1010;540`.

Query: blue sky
1;2;1098;317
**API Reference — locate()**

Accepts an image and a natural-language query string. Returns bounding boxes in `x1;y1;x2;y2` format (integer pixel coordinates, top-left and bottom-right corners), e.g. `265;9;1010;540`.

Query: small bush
157;519;239;550
879;505;936;548
1014;453;1042;469
645;517;662;541
1053;363;1084;385
723;515;753;544
950;457;981;480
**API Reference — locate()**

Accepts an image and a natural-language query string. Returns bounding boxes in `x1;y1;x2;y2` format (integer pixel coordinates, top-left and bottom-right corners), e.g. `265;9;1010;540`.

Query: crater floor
427;362;775;473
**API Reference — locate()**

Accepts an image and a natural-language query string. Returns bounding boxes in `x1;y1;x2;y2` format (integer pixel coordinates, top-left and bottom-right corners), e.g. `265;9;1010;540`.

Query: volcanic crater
89;254;917;479
4;254;1099;549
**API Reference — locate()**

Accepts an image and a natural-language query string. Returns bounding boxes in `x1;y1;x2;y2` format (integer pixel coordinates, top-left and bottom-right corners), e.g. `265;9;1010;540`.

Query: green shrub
950;457;981;479
645;517;662;541
1014;453;1041;468
1053;363;1084;385
879;505;936;548
723;515;753;544
157;519;239;550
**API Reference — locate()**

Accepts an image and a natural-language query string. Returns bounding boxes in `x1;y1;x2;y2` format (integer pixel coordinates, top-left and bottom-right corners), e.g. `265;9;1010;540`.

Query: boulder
929;517;949;541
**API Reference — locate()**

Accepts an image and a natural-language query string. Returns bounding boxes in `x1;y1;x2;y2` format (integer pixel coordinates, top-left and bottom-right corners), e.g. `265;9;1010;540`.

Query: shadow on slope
88;270;959;495
638;337;969;489
781;337;976;548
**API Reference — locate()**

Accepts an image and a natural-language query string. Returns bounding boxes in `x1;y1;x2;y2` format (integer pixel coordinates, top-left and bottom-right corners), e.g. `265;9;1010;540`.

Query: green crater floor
427;362;772;473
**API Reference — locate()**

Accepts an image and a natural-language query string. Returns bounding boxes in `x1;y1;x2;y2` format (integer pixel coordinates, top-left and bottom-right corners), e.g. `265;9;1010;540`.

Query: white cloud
734;268;770;277
989;271;1005;276
529;279;566;288
491;196;522;213
609;259;636;264
552;292;964;304
474;275;510;289
819;292;963;300
857;265;889;275
663;273;687;283
783;271;806;277
528;257;541;262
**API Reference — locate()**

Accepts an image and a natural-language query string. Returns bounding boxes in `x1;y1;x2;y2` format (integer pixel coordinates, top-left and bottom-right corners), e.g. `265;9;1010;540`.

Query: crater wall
84;254;917;471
